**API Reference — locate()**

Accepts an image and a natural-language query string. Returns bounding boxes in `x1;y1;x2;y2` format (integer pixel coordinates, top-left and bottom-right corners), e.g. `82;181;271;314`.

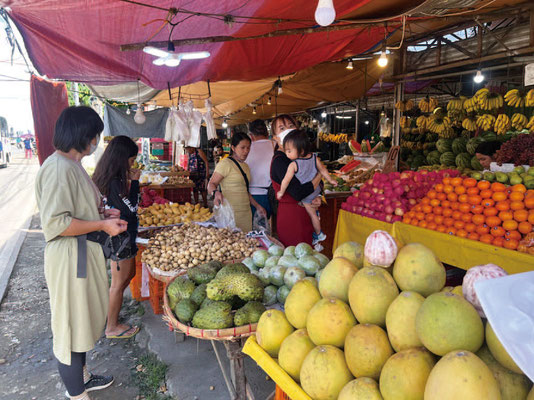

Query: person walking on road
23;137;32;159
35;106;128;400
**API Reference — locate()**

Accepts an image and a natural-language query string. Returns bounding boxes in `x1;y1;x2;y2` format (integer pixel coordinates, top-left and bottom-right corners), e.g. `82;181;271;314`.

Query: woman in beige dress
35;106;127;400
207;132;266;232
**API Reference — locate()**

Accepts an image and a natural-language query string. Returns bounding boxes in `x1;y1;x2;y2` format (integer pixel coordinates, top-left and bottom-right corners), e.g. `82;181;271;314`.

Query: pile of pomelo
254;232;533;400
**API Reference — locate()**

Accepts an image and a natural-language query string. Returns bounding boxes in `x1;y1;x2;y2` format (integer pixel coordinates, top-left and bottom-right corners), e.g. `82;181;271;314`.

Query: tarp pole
392;81;404;147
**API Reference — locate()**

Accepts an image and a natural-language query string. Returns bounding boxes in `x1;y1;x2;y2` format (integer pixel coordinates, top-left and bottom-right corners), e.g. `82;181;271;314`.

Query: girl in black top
93;135;140;339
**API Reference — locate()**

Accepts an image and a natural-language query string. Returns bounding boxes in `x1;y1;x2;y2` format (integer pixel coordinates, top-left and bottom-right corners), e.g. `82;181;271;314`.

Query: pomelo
256;310;294;358
333;241;364;268
307;298;356;348
285;279;321;329
319;257;359;302
278;329;315;382
392;243;446;296
348;267;399;327
424;350;501;400
300;345;353;400
415;292;484;356
486;323;523;374
344;324;393;379
385;291;425;352
338;378;383;400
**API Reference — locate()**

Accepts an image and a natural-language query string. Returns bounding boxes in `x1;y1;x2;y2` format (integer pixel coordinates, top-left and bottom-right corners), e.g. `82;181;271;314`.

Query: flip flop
106;325;139;339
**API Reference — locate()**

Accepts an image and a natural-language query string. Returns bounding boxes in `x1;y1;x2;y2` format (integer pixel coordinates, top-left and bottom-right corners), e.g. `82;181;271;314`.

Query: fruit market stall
242;232;534;400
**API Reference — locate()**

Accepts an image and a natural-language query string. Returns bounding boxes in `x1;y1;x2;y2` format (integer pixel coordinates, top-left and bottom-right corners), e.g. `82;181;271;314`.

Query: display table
319;192;352;257
334;210;534;274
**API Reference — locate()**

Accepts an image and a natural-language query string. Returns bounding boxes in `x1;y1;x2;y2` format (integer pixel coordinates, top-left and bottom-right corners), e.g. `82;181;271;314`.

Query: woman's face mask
87;135;100;155
277;129;294;145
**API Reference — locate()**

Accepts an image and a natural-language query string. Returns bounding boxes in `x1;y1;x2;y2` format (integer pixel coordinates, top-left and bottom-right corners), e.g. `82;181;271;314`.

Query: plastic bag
252;211;271;236
213;199;236;230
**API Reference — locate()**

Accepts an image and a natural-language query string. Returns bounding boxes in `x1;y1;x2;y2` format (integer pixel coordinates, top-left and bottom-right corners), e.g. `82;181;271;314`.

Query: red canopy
7;0;389;89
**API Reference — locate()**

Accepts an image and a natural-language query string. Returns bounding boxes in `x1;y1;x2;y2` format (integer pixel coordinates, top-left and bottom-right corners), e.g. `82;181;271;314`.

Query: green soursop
200;298;225;309
192;301;233;329
188;264;217;284
174;299;198;323
215;263;250;279
167;277;196;309
190;284;207;306
233;301;266;326
207;260;224;271
207;273;264;302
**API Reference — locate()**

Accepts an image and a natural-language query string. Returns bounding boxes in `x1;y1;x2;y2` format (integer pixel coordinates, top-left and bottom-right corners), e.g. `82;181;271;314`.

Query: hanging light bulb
314;0;336;27
267;96;272;105
134;104;146;124
346;60;353;70
222;119;228;129
321;111;327;118
126;107;131;115
252;106;257;115
377;51;388;68
474;70;484;83
278;83;283;95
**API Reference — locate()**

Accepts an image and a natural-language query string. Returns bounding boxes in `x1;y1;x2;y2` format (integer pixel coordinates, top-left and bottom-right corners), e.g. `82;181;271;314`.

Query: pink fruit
462;264;507;317
364;230;398;267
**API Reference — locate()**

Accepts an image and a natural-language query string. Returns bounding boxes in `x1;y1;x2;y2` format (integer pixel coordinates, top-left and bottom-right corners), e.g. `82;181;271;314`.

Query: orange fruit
529;213;534;225
509;192;524;202
510;201;525;211
435;183;444;193
492;237;504;247
414;205;423;212
513;209;528;222
526;189;534;198
510;184;527;193
430;199;440;207
479;189;493;199
446;227;457;236
454;186;466;195
481;199;495;208
457;229;468;238
495;201;510;211
466;187;480;196
442;208;453;217
452;210;462;220
451;177;463;187
472;214;485;225
442;177;451;185
436;225;447;233
427;190;437;199
463;178;477;188
480;234;493;244
525;197;534;209
502;220;518;231
468;195;482;205
465;223;476;232
483;207;498;217
454;220;465;230
485;216;502;228
422;205;433;214
467;232;480;241
458;194;469;204
437;193;447;201
434;215;444;225
490;226;505;237
403;217;411;224
442;200;451;209
427;222;437;230
477;180;491;190
410;218;419;226
443;217;455;227
451;202;460;211
419;221;428;229
416;212;425;221
477;225;490;235
421;197;430;205
505;230;522;241
492;191;508;202
503;239;519;250
443;185;454;194
491;182;507;192
518;221;533;234
434;207;443;216
459;203;471;213
471;205;484;215
461;213;472;223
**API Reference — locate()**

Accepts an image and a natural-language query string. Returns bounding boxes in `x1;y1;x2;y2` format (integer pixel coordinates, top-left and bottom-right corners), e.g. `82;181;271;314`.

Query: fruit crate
164;187;192;203
129;251;149;302
148;274;165;315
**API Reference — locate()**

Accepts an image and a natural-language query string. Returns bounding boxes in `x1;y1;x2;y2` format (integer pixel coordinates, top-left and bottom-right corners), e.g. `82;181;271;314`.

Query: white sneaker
314;243;324;252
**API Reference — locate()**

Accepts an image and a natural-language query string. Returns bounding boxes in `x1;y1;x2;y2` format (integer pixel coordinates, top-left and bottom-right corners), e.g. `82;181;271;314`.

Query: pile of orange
402;177;534;251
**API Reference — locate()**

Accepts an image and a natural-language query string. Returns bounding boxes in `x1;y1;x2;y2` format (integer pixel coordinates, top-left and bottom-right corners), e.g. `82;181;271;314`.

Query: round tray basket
162;274;257;341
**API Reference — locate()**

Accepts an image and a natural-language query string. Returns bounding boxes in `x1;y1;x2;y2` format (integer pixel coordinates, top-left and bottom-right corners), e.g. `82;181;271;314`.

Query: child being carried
277;130;337;245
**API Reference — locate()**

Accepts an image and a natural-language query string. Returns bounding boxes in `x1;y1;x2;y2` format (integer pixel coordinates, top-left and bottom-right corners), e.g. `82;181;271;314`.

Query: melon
313;252;330;268
344;324;393;379
278;329;315;382
256;310;294;357
424;350;501;400
486;323;523;374
440;151;456;166
477;345;532;400
385;291;425;352
379;348;436;400
300;345;353;400
285;279;322;329
452;137;468;155
467;137;484;155
348;267;399;327
307;298;356;347
392;243;446;297
426;150;441;165
415;292;484;356
471;155;483;171
319;257;359;302
462;264;507;317
333;241;364;268
364;230;398;267
338;378;383;400
456;152;472;168
436;138;453;153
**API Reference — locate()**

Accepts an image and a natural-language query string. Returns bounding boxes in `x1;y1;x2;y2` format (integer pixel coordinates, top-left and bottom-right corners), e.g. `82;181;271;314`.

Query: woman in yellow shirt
208;132;266;232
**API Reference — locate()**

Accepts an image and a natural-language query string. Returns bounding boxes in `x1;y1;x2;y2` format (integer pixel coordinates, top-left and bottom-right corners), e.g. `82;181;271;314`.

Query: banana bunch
319;132;348;143
462;117;477;132
494;114;511;135
511;113;528;130
447;97;465;112
427;115;452;135
418;97;438;113
476;114;496;131
463;97;479;113
416;115;427;129
395;99;415;112
504;89;525;108
400;116;412;128
526;89;534;107
526;115;534;133
428;97;438;111
474;88;503;111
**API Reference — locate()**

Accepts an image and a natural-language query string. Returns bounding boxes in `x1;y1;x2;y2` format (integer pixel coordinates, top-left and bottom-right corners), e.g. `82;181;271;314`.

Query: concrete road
0;151;39;300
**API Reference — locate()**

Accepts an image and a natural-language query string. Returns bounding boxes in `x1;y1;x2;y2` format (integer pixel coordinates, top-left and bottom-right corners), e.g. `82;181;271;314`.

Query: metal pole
392;82;404;148
73;82;80;106
354;101;360;140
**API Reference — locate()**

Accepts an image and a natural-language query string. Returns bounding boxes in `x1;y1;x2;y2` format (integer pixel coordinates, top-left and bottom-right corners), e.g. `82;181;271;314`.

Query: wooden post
530;8;534;47
226;340;247;400
392;82;404;149
477;25;483;58
436;37;442;66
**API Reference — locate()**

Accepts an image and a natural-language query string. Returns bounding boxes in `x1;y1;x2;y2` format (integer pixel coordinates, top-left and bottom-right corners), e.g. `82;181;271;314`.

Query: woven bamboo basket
162;274;257;341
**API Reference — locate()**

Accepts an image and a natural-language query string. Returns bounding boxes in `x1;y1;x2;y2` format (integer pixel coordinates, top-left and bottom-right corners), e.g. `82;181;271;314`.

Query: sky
0;17;34;135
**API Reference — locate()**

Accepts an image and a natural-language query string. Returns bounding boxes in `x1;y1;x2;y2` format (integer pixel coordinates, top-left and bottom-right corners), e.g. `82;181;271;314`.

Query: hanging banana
494;114;511;135
511;113;528;130
504;89;526;108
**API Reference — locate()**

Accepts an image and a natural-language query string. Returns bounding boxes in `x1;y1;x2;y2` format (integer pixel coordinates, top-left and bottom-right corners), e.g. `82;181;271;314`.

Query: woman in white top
245;119;275;219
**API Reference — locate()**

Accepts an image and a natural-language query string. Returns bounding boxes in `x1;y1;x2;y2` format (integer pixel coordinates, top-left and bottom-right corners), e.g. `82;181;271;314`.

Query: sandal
106;325;139;339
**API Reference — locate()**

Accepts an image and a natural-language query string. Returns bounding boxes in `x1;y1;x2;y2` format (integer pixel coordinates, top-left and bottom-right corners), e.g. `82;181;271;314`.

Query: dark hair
475;141;501;157
92;136;139;197
53;106;104;153
283;129;310;157
271;114;298;135
249;119;268;137
230;132;251;154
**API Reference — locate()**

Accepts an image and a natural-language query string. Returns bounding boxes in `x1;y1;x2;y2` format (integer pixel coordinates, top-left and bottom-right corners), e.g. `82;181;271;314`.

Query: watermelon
411;155;426;169
466;137;484;155
436;138;453;153
451;137;468;155
471;156;483;171
426;151;441;165
455;152;472;168
481;131;497;141
440;151;456;166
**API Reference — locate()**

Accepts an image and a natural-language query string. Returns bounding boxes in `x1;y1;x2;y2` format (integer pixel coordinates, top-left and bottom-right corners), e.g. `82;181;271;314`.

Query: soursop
200;298;226;309
167;277;196;309
207;260;224;271
234;301;266;326
207;273;264;302
174;299;198;323
190;284;207;306
215;263;249;279
188;264;217;284
192;301;233;329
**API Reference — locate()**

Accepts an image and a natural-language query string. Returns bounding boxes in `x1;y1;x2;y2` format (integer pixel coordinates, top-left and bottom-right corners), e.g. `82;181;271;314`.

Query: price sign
382;146;400;173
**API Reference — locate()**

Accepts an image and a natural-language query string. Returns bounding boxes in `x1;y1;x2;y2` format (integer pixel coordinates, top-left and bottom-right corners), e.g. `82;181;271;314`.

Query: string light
474;70;484;83
321;111;327;118
346;60;353;70
222;119;228;129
